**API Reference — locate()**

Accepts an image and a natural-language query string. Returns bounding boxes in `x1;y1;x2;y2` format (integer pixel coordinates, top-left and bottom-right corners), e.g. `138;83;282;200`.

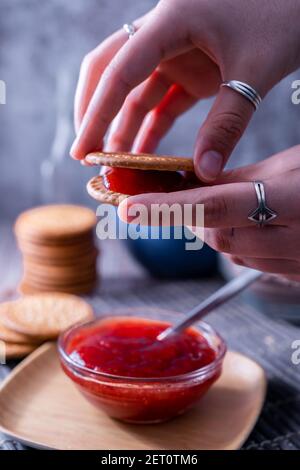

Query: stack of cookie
15;205;99;295
0;293;94;360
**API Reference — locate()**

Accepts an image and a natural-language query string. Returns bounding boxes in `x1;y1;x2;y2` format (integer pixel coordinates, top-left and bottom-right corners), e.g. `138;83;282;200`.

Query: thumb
194;84;256;182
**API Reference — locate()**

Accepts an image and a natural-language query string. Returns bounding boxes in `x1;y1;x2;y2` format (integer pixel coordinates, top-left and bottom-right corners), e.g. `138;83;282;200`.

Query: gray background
0;0;299;219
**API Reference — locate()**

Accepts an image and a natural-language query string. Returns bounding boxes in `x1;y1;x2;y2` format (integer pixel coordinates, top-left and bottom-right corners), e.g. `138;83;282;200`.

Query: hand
71;0;300;180
118;145;300;280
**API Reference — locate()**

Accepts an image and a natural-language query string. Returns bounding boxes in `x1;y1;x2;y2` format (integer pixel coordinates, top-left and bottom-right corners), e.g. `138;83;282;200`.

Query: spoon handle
158;269;262;341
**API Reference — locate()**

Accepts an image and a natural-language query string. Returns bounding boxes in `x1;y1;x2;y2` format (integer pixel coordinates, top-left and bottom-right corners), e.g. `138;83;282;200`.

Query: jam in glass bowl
58;308;226;424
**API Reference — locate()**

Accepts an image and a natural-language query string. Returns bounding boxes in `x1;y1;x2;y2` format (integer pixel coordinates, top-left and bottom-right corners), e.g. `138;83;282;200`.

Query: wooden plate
0;343;266;450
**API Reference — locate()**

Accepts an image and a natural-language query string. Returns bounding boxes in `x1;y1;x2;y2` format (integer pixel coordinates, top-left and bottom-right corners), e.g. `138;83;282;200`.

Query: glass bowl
58;308;226;424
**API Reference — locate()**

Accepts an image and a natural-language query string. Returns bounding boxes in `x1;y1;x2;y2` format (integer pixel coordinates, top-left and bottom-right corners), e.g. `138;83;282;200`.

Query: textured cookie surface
85;151;194;172
23;261;97;280
0;319;39;344
18;239;96;261
0;294;94;340
22;247;98;266
24;269;97;286
15;205;97;241
18;281;97;296
3;341;37;359
1;342;39;360
87;175;127;206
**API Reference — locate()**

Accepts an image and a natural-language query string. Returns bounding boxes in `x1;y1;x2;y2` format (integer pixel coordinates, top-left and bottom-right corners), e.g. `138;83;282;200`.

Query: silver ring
248;181;277;227
123;23;136;39
221;80;262;110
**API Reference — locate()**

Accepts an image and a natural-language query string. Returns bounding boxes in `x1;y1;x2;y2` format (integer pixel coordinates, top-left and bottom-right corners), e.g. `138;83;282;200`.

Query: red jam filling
66;317;216;378
102;167;188;196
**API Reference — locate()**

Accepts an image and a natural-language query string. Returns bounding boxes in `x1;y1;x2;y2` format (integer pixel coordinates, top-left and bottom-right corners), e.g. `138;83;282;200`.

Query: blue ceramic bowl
123;224;217;279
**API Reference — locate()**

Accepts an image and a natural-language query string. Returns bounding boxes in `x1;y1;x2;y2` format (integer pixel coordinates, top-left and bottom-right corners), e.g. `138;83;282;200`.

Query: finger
70;7;191;159
106;71;171;152
284;274;300;282
74;32;127;133
229;255;300;275
204;226;296;259
80;159;93;167
217;144;300;184
194;85;256;182
133;84;197;153
74;11;152;132
118;178;285;228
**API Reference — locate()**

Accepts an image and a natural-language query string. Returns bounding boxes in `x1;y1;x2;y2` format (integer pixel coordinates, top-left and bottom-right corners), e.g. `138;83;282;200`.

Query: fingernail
70;138;80;159
198;151;223;181
117;199;130;223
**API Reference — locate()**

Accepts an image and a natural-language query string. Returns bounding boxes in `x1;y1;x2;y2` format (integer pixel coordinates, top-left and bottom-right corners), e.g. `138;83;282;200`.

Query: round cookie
23;247;99;267
3;342;37;360
86;152;195;206
23;268;97;286
23;261;97;281
15;205;97;242
0;320;40;345
85;151;194;172
0;294;94;340
19;279;97;296
87;175;127;206
18;238;97;260
17;231;95;247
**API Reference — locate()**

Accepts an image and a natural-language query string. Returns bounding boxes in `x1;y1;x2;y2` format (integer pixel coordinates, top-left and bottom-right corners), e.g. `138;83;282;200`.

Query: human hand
118;145;300;280
71;0;300;180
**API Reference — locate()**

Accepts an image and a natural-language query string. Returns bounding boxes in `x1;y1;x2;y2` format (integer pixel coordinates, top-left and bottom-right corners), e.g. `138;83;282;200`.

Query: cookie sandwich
86;151;197;206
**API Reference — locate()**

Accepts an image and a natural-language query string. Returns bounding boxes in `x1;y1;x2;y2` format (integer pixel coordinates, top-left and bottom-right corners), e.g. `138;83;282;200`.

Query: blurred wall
1;0;299;219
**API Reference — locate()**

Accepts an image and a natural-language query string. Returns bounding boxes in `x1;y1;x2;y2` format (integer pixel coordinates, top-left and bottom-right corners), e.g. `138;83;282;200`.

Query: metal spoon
157;269;262;341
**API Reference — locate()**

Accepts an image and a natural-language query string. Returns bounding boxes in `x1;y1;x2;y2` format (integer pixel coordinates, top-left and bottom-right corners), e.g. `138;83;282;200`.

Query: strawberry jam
102;167;186;195
66;317;216;377
60;316;225;423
